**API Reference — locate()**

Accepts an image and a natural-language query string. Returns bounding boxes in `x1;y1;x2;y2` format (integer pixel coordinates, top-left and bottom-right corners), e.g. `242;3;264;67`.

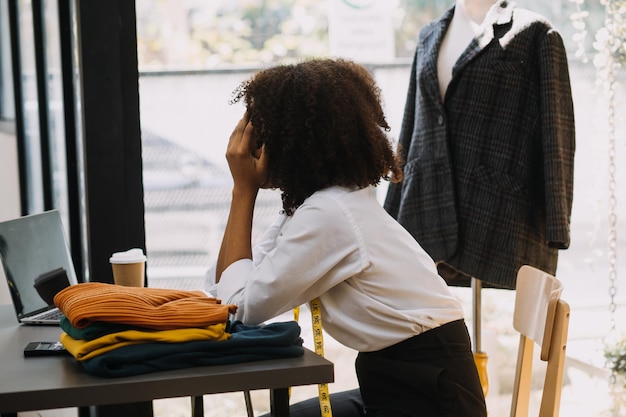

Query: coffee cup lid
109;248;147;264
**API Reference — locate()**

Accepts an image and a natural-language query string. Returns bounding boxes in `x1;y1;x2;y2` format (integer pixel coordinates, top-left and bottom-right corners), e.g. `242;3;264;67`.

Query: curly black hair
230;58;403;215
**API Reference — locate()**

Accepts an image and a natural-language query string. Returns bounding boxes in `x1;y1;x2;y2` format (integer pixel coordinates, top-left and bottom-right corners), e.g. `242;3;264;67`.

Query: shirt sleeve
215;194;369;324
251;212;288;266
204;212;287;294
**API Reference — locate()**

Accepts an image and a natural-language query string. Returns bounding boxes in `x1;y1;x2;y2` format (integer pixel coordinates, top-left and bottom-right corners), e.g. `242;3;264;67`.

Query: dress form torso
437;0;497;100
384;0;576;289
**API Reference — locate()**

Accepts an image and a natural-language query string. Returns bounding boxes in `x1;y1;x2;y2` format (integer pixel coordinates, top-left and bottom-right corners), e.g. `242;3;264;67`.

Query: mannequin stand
472;277;489;396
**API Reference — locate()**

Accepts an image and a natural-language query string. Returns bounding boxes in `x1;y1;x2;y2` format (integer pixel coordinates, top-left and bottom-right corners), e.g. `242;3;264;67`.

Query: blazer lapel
419;7;454;105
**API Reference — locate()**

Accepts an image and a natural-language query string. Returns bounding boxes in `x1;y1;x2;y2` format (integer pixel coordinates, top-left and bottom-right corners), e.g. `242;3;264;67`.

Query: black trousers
357;319;487;417
263;319;487;417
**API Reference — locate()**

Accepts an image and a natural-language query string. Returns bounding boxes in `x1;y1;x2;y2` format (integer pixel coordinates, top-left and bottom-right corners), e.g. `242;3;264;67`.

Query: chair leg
244;390;254;417
539;301;570;417
511;336;534;417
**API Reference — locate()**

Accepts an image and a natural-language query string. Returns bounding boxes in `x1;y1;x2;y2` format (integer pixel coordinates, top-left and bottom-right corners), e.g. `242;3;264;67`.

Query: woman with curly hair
206;58;487;417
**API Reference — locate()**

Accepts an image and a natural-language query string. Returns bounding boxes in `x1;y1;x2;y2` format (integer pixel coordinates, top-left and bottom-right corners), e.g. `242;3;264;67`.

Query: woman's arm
216;192;370;324
216;113;269;282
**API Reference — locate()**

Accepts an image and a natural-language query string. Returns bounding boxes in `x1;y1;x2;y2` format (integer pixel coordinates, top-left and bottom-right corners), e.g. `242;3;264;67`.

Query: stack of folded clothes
53;282;304;377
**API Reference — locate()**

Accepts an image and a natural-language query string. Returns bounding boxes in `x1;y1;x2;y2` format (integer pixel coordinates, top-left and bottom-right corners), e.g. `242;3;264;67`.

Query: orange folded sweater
54;282;237;330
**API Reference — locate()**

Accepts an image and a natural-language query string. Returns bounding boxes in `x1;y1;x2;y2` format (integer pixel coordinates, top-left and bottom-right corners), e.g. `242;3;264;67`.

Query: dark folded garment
80;320;304;377
61;316;149;340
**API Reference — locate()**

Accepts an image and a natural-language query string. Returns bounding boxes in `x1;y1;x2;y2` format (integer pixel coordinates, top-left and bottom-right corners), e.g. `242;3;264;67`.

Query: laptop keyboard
34;309;64;321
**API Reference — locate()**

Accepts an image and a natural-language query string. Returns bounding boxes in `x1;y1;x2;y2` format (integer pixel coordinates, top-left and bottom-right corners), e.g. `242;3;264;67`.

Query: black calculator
24;341;69;357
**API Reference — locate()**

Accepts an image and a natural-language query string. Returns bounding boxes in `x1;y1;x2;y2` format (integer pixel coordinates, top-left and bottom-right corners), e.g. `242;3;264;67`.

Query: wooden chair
510;265;571;417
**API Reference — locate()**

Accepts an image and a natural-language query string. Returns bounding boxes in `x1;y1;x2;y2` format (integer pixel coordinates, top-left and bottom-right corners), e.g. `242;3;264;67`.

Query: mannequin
385;1;575;399
437;0;500;396
437;0;497;99
384;0;575;290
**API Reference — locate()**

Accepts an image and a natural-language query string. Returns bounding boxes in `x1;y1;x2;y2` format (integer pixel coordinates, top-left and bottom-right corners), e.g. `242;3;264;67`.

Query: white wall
0;123;20;304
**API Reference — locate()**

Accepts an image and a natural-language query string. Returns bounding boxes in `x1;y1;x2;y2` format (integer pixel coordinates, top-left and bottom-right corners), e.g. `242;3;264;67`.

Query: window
136;0;451;289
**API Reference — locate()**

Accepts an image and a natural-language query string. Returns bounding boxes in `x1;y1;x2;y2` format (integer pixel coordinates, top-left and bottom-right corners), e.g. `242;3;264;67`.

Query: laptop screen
0;210;78;319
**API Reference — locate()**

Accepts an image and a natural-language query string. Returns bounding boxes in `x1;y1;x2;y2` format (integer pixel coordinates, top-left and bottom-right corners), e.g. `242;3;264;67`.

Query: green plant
605;338;626;382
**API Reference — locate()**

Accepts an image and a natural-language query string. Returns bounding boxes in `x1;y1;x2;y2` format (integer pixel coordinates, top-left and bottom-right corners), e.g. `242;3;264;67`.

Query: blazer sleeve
539;29;575;248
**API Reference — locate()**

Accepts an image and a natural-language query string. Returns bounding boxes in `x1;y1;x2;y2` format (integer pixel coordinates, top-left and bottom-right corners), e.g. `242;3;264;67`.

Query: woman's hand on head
226;113;269;194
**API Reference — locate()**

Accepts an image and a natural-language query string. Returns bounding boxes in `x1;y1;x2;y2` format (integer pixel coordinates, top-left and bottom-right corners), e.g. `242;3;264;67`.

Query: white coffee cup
109;248;147;287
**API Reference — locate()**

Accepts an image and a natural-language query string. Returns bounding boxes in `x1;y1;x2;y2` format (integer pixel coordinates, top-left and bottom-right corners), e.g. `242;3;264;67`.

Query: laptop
0;210;78;325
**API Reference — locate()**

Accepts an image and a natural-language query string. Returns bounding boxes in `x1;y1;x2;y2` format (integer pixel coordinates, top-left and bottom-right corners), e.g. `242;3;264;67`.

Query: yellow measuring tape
294;298;333;417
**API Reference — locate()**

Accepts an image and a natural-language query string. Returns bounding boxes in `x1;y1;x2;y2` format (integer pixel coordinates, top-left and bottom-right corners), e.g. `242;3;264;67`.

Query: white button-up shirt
207;186;464;352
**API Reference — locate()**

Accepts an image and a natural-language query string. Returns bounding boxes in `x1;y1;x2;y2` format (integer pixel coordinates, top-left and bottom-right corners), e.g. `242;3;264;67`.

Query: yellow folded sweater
60;323;229;361
54;282;237;329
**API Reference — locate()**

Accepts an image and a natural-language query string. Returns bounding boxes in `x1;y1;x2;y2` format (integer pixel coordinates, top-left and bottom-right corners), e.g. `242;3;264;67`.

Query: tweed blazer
384;1;575;289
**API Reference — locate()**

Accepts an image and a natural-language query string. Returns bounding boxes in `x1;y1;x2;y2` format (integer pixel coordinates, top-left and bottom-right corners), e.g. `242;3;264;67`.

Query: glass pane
137;3;626;415
18;0;44;214
42;0;69;229
136;1;443;290
139;71;282;290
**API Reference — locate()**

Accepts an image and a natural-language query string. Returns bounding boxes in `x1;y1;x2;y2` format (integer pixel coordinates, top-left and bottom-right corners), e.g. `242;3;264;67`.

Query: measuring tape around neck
294;298;333;417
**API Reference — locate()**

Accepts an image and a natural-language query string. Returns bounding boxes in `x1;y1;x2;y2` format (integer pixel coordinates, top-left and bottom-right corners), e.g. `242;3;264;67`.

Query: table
0;304;334;416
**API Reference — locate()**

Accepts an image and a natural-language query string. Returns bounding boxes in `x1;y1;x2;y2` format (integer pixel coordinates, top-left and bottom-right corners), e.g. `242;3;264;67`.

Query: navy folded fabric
80;320;304;377
61;316;150;340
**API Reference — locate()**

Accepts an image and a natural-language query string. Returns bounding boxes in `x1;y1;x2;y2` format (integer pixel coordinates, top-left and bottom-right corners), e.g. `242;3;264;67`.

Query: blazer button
437;115;444;125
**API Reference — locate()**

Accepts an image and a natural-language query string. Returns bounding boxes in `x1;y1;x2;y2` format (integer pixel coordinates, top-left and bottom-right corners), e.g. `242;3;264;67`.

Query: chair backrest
510;265;570;417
